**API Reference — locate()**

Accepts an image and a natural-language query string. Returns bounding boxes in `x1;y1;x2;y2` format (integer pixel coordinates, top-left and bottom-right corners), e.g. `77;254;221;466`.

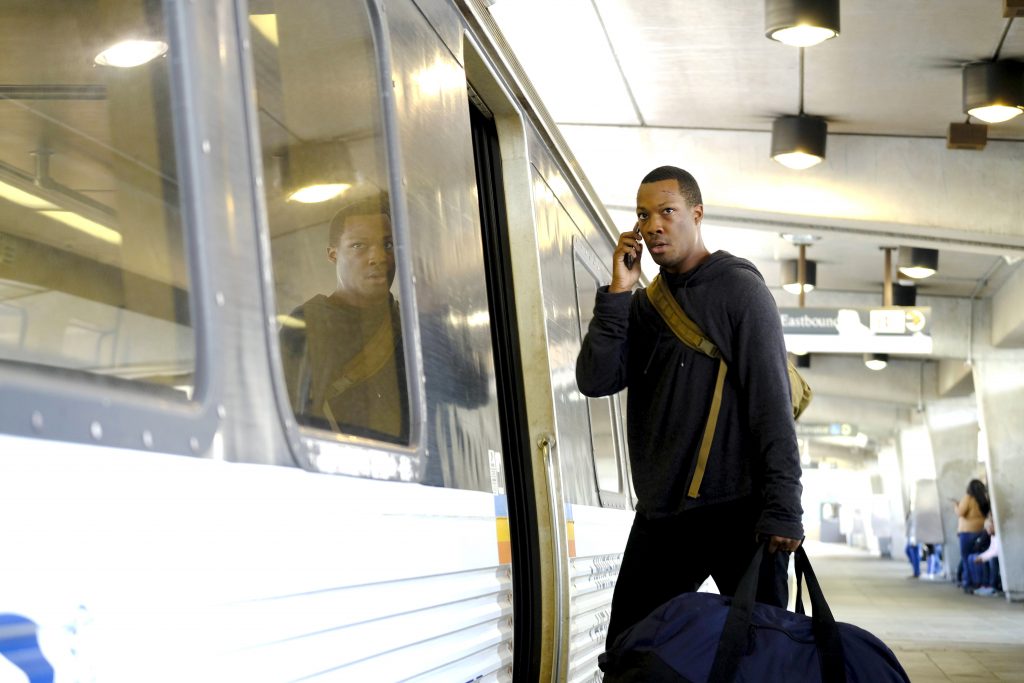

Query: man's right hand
609;224;643;293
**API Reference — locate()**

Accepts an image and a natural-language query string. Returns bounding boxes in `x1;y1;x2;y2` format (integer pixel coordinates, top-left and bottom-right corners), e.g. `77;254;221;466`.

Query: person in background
970;516;1002;596
952;479;990;589
904;509;921;579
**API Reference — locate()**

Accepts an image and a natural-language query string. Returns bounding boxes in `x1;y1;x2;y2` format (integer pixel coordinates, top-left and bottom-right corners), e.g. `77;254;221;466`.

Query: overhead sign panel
781;307;932;354
796;422;858;437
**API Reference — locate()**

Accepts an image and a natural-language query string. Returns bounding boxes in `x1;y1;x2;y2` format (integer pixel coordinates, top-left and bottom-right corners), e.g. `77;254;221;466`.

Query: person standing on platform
905;510;921;578
576;166;803;649
953;479;990;589
970;516;1002;596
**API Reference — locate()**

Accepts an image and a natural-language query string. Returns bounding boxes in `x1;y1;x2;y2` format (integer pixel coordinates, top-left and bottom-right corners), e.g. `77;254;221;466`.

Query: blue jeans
905;542;920;576
926;544;943;575
958;532;984;586
965;553;989;587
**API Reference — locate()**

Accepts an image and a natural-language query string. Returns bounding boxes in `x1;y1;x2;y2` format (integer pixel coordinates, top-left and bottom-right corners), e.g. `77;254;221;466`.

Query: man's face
327;213;395;306
636;179;704;274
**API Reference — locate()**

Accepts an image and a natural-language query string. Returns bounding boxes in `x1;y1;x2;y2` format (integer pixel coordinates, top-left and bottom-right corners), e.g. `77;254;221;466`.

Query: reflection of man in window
280;194;408;442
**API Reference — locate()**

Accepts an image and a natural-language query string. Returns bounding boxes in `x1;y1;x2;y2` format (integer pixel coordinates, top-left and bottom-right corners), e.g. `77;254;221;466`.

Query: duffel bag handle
708;543;847;683
795;546;846;682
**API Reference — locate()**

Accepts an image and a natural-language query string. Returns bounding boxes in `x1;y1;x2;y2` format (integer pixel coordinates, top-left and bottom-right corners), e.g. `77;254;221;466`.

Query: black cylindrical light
781;258;817;294
765;0;840;47
771;115;827;170
963;60;1024;124
892;283;917;307
897;247;939;279
796;353;812;369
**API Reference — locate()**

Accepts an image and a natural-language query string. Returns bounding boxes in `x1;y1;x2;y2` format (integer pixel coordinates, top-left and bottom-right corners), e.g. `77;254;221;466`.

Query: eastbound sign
796;422;857;437
781;307;932;354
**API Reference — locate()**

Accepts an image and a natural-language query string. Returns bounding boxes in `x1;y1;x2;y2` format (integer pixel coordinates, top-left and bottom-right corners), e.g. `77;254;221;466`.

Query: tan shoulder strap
645;274;724;499
322;315;396;432
646;275;720;359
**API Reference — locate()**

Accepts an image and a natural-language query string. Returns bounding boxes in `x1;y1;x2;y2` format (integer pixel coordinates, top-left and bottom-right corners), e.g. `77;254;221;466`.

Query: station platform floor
805;540;1024;682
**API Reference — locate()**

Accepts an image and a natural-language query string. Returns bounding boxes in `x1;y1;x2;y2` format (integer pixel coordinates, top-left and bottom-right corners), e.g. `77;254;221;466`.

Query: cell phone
623;223;641;270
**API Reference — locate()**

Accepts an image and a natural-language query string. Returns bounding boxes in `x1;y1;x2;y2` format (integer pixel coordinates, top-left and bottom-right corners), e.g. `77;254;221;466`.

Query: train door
468;92;542;682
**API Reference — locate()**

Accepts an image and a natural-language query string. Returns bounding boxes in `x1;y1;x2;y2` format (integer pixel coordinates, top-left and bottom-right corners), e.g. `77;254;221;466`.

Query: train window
0;2;193;399
249;2;410;445
572;241;625;497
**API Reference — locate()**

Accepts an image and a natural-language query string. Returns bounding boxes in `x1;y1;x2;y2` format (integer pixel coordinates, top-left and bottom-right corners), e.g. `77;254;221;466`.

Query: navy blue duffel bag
598;544;910;682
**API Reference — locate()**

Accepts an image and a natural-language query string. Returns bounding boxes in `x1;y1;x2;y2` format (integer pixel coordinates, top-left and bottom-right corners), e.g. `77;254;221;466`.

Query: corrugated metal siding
567;553;622;683
217;567;513;681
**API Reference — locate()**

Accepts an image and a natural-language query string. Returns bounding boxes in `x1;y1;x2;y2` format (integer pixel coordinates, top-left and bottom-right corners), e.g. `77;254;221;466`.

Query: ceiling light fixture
897;246;939;279
765;0;840;47
771;49;827;170
893;282;917;306
864;353;888;371
781;258;817;294
963;60;1023;123
284;141;354;204
94;39;169;68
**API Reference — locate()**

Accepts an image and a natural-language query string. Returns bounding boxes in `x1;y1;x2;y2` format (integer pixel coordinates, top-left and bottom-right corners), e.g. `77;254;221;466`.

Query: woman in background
953;479;990;589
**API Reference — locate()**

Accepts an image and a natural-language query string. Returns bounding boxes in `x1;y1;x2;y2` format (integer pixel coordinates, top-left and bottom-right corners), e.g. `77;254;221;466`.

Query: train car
0;0;635;680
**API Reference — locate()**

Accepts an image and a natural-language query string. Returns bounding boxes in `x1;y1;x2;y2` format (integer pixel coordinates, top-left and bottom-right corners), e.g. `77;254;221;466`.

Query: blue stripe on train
0;614;54;683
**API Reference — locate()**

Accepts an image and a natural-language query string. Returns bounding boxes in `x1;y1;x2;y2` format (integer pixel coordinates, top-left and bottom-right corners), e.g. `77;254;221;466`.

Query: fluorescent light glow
40;210;123;245
898;266;936;279
864;353;889;371
782;282;815;295
0;180;57;210
94;39;168;68
248;14;279;45
768;25;836;48
773;151;823;170
967;105;1023;124
287;183;351;204
489;0;639;124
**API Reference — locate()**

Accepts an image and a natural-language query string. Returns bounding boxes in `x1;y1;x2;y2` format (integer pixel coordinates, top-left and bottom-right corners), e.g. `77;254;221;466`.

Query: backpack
646;274;812;499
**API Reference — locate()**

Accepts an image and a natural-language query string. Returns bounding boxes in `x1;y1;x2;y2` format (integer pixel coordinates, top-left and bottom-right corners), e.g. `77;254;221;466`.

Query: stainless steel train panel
385;0;504;493
410;0;466;66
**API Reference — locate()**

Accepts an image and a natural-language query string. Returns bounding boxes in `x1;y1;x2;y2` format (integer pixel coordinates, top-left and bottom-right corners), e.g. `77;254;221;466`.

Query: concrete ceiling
489;0;1024;450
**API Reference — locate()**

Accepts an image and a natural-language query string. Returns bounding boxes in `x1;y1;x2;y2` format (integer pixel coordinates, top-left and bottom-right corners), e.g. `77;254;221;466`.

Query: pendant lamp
765;0;840;47
897;247;939;280
772;115;827;169
781;258;817;294
284;141;354;204
892;283;917;307
864;353;888;371
771;49;828;169
963;60;1024;124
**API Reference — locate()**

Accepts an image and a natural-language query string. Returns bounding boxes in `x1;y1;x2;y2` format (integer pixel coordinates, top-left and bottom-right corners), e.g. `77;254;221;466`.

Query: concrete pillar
924;396;981;580
877;440;907;559
973;357;1024;601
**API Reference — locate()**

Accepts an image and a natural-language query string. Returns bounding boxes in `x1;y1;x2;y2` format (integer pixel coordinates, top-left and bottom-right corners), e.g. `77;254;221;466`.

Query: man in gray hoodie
576;166;803;647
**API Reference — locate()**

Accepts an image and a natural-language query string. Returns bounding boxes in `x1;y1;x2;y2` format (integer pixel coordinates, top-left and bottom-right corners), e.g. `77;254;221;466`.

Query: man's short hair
641;166;703;208
328;193;391;246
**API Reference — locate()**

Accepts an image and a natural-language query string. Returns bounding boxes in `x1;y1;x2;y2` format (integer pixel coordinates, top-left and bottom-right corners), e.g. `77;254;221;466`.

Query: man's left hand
767;535;802;553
